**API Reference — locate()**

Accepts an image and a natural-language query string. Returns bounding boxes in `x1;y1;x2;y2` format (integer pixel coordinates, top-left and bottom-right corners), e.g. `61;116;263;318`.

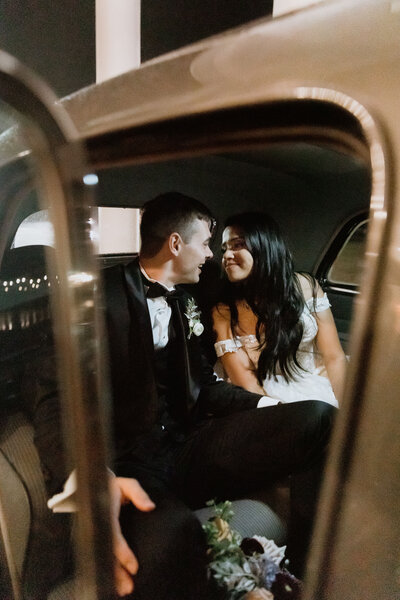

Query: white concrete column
273;0;324;17
98;208;141;254
96;0;141;83
95;1;141;255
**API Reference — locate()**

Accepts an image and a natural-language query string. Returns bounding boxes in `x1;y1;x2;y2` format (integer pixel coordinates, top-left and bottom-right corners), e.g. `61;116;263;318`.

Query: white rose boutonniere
184;298;204;339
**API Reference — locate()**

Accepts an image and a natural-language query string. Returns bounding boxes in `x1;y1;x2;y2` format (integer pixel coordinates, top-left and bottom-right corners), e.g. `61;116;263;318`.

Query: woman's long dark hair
220;212;313;384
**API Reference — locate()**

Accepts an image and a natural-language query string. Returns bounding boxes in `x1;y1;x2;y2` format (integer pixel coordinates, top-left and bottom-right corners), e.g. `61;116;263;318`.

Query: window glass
12;209;55;248
0;128;73;597
0;92;113;598
12;207;141;255
328;220;368;286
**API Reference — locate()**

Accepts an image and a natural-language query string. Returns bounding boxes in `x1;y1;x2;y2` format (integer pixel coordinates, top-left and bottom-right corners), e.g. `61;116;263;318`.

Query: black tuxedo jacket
14;259;261;594
103;258;261;465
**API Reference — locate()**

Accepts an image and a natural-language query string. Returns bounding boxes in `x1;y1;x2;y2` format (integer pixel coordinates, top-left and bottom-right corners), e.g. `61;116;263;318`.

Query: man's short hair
140;192;215;258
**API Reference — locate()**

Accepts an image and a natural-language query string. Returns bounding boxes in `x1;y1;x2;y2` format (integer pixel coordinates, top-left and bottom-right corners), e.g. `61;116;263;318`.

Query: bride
212;212;347;408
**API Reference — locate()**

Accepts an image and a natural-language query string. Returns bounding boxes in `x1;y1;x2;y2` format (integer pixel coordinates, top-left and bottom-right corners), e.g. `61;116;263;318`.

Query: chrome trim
289;92;392;597
327;286;359;296
0;51;114;599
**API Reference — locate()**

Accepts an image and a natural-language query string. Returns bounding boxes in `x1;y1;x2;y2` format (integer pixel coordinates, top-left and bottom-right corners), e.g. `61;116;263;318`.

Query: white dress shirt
140;265;174;349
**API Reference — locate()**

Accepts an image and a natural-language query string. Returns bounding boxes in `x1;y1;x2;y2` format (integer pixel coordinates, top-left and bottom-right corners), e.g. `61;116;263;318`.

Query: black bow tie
144;278;184;302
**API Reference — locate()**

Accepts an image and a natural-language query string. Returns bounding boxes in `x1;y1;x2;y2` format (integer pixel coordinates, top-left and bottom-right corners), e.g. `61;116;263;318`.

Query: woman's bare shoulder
295;273;312;299
295;273;323;300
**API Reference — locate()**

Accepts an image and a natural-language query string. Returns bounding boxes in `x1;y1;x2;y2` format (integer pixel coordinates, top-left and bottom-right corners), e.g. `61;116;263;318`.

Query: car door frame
0;50;115;600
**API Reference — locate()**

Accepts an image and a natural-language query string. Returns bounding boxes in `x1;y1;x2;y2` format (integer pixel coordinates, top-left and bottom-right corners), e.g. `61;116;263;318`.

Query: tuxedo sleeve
195;350;261;417
21;346;69;497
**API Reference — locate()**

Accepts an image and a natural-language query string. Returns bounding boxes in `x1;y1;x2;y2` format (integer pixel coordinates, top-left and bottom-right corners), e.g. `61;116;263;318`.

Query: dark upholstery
0;412;72;599
0;245;72;599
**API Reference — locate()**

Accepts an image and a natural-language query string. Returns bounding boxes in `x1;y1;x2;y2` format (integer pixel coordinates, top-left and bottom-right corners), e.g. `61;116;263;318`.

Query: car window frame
316;211;369;295
0;51;115;600
80;89;391;599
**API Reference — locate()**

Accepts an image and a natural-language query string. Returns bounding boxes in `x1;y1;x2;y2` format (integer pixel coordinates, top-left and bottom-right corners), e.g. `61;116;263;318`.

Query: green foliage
203;501;257;599
203;500;300;600
206;499;235;522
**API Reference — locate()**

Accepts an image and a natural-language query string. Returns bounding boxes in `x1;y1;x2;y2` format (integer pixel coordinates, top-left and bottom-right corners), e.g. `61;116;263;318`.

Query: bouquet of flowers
202;500;302;600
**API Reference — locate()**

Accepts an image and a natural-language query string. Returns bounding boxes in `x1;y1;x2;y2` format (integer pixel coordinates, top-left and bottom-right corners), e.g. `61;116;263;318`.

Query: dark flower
240;537;265;555
270;570;303;600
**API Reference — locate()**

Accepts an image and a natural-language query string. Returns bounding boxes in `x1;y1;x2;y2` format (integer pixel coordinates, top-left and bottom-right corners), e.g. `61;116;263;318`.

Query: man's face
176;218;213;283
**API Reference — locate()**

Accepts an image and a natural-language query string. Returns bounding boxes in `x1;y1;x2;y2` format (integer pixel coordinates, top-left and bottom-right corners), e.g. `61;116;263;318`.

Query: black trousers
119;400;336;599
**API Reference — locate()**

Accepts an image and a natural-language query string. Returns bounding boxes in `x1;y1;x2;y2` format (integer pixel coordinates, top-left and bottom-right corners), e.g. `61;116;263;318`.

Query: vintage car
0;0;398;598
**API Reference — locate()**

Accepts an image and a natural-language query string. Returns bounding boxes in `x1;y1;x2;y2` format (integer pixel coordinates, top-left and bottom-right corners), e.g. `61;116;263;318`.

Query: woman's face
222;226;254;282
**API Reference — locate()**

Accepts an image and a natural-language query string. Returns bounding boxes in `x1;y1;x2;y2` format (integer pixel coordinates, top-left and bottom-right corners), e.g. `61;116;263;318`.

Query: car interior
0;71;374;598
95;141;370;350
0;138;370;588
1;0;399;597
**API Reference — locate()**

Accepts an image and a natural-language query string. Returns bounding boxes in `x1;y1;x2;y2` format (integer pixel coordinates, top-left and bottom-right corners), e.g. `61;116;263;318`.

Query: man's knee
305;399;336;430
300;400;336;456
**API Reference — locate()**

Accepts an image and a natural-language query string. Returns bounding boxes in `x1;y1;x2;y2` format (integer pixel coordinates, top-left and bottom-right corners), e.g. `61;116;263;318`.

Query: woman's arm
313;288;348;403
212;304;265;395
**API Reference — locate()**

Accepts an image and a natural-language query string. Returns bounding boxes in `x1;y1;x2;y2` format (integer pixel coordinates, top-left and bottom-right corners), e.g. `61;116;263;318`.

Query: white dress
214;294;338;408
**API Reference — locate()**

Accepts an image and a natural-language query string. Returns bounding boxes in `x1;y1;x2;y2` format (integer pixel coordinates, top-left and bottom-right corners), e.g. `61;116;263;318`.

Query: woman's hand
212;304;265;394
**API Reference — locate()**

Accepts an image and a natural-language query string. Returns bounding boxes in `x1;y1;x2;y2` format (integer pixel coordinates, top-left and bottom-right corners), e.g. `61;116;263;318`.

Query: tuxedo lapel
168;294;191;420
176;292;201;413
119;263;201;419
123;258;155;364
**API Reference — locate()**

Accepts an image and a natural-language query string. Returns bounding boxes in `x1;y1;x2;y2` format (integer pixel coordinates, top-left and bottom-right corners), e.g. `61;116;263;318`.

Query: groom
102;191;336;598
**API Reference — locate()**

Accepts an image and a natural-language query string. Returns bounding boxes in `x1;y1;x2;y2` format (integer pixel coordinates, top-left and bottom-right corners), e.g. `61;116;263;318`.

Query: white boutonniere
184;298;204;339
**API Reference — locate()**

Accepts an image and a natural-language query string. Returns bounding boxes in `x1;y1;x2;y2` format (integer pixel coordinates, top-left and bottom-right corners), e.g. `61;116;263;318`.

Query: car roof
60;0;399;140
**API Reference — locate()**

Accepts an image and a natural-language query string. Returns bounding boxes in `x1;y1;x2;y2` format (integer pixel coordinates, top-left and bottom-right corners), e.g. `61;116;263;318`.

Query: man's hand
109;476;156;597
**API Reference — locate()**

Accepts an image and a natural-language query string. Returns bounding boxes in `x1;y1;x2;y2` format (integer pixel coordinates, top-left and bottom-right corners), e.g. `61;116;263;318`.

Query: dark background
0;1;273;97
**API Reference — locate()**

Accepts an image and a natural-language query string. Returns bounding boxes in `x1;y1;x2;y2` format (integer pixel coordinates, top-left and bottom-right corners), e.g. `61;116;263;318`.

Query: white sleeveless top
214;294;338;408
